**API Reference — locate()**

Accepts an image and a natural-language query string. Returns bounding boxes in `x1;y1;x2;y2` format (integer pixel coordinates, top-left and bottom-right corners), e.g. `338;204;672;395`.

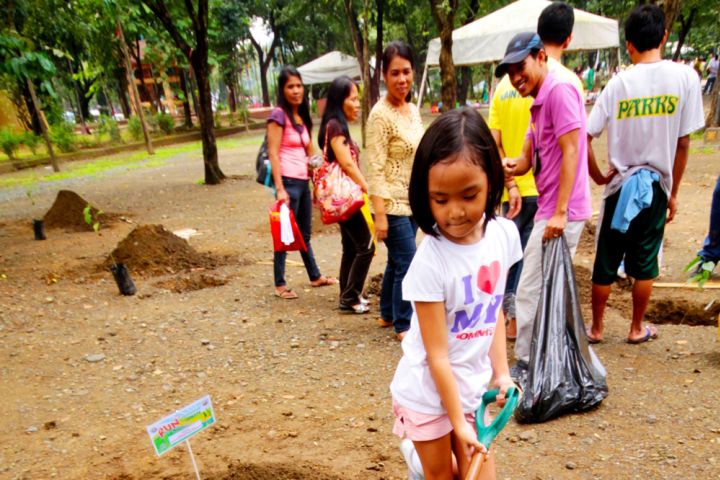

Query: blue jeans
699;175;720;262
274;177;322;286
502;196;538;297
380;215;417;334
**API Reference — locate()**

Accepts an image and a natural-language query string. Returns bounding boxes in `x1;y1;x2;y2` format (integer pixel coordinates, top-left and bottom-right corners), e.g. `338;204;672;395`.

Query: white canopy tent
297;51;361;85
419;0;620;105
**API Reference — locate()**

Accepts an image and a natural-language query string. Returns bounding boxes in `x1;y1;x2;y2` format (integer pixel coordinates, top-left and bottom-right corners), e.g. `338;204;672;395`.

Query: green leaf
83;205;92;225
701;261;716;272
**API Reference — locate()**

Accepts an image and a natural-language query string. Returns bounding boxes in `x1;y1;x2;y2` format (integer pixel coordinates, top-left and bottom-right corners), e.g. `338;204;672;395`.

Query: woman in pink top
267;67;337;299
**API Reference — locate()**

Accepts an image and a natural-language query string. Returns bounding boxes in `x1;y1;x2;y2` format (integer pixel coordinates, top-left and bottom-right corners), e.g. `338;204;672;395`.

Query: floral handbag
312;131;365;224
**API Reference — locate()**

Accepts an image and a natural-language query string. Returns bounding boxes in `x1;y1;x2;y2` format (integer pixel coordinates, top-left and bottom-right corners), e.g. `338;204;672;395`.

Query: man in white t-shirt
586;5;704;344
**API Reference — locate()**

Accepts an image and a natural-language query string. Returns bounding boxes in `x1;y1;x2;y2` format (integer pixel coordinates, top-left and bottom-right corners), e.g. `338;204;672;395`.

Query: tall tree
430;0;459;111
0;32;59;171
142;0;225;184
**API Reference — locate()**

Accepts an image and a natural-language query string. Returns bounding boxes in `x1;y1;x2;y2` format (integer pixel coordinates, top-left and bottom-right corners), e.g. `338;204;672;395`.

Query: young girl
390;108;521;480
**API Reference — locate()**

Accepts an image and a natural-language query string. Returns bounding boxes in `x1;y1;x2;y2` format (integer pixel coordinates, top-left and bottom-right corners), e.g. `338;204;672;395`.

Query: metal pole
417;63;429;108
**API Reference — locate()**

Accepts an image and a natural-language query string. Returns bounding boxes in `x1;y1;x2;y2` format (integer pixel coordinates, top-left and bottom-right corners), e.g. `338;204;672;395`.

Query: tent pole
489;62;497;102
417;63;429;109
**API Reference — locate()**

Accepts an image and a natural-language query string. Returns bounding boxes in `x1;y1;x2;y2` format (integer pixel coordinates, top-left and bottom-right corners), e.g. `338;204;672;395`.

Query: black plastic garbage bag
515;236;608;423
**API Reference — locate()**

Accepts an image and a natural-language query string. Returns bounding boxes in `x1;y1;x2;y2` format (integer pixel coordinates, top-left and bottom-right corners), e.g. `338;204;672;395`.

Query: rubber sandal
585;326;602;344
310;276;339;287
274;287;298;300
626;325;658;344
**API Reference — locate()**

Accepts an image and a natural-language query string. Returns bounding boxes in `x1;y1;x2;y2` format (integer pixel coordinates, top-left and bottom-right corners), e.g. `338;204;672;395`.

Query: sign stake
186;440;201;480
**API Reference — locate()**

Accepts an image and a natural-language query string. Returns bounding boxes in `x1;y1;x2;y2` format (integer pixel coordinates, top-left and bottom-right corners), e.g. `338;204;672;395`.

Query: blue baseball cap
495;32;544;78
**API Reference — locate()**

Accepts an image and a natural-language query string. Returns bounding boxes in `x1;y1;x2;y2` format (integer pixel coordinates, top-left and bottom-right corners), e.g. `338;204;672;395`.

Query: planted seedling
684;256;717;288
83;203;136;295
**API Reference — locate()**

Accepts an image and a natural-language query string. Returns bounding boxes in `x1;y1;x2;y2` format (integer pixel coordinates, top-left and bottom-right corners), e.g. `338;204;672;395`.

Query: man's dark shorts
592;181;667;285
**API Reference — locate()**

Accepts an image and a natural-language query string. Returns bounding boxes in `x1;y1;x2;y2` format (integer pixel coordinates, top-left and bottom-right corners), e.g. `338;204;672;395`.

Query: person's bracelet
506;183;518;191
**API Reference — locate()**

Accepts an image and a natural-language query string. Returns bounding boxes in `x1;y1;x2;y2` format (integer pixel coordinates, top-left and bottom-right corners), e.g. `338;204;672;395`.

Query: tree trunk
179;69;193;128
660;0;682;38
706;82;719;128
67;59;90;134
191;56;224;184
430;0;458;112
26;78;59;172
457;66;472;105
116;18;154;154
672;9;695;61
115;68;132;119
250;33;279;107
343;0;370;146
228;82;237;113
370;0;384;106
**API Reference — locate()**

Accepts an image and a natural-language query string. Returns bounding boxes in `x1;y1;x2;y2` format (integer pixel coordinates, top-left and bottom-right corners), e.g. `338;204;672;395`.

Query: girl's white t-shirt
390;218;522;415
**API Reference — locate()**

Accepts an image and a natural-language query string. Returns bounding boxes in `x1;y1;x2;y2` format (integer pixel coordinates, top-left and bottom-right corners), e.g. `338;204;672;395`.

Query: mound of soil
216;462;343;480
43;190;118;231
645;297;720;326
105;224;222;276
154;273;228;293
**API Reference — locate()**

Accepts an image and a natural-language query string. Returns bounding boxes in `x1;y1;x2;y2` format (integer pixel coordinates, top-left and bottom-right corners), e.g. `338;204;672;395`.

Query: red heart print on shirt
477;261;501;295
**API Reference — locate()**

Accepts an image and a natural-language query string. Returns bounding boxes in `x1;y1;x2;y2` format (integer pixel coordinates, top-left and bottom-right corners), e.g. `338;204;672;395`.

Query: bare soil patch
154;272;229;293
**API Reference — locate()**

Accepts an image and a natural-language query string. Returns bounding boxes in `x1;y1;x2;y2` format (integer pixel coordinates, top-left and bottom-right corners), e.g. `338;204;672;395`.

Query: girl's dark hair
318;75;356;151
625;5;665;53
277;66;313;136
409;107;504;237
382;40;415;102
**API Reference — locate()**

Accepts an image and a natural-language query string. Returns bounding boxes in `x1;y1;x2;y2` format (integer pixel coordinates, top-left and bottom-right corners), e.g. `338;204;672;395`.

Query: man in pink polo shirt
497;32;592;379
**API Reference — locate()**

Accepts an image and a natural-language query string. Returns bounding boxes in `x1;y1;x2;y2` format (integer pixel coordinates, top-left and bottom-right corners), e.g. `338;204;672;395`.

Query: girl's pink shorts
392;400;489;442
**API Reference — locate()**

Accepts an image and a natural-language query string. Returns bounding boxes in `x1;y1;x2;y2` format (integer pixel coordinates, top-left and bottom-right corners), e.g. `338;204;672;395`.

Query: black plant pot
32;219;46;240
110;263;137;296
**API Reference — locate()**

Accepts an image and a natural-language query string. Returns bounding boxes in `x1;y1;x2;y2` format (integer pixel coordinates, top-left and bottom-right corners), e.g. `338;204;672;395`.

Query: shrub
128;116;143;141
0;128;23;164
97;115;122;143
156;112;175;135
50;122;76;152
22;131;41;155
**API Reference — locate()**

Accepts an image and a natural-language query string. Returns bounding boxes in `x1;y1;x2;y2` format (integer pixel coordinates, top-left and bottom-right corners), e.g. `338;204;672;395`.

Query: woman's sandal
310;276;339;288
274;287;298;300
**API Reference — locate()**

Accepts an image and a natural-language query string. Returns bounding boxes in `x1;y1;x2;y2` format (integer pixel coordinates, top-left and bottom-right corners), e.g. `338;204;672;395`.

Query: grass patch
690;130;706;141
0;142;202;190
690;146;716;155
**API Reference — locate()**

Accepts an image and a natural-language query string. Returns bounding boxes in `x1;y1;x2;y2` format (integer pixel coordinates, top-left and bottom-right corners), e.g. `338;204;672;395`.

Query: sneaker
509;360;529;386
399;438;425;480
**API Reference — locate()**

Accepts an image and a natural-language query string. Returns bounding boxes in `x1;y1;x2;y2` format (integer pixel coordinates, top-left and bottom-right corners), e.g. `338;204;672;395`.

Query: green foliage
50;122;76;153
0;128;23;160
128;116;143;141
155;112;175;135
684;256;717;288
83;204;103;233
97;115;122;143
22;131;41;155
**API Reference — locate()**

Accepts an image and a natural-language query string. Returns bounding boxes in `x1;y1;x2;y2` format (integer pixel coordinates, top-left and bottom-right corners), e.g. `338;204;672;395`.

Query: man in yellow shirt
489;1;583;345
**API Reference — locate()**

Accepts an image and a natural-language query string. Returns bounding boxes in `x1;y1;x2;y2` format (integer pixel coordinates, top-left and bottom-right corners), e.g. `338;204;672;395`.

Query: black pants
338;209;375;307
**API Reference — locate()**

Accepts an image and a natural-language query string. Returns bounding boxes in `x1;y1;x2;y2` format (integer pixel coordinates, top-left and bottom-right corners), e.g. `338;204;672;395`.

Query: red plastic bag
269;201;307;252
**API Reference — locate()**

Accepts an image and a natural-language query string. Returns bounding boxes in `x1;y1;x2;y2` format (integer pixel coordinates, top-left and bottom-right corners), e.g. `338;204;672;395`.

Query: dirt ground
0;121;719;480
